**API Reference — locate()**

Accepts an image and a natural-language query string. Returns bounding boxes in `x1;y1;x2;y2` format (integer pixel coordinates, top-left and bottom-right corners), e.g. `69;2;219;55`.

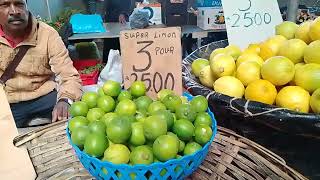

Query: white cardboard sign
222;0;283;49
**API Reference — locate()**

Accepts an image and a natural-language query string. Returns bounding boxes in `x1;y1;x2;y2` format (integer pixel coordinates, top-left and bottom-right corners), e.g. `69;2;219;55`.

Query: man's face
0;0;28;32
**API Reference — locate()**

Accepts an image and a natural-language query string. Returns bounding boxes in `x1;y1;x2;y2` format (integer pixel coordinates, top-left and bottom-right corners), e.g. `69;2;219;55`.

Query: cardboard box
136;3;162;25
197;7;226;30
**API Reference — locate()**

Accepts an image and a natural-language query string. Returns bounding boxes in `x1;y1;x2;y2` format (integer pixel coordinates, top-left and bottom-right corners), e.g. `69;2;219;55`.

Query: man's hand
52;101;70;122
119;14;127;24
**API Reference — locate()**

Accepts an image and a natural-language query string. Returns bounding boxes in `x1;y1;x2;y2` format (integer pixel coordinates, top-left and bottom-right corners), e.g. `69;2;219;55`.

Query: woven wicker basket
14;120;307;180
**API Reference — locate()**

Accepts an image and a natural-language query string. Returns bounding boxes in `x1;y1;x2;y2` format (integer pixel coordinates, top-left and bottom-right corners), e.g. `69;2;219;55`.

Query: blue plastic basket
66;92;217;180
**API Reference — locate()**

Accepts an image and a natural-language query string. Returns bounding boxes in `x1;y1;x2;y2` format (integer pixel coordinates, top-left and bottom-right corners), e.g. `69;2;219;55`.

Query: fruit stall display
183;17;320;137
66;80;217;179
13;120;307;180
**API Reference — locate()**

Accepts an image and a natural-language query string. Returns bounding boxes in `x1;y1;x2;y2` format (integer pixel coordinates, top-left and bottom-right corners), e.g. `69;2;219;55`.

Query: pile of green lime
68;80;213;173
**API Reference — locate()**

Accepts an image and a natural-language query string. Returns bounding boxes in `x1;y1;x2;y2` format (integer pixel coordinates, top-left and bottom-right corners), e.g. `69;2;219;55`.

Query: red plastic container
73;59;100;86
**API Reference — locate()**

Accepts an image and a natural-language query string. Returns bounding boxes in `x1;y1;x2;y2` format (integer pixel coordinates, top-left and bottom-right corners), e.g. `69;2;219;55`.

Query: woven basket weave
14;120;307;180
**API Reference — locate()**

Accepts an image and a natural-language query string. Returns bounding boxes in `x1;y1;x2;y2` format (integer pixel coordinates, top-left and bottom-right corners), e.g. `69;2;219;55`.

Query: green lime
102;80;121;97
118;90;132;101
97;95;116;113
103;144;130;164
157;89;174;101
129;122;146;146
175;104;197;122
115;99;137;116
130;81;146;98
81;92;98;109
162;94;182;112
71;126;90;148
106;116;132;144
194;112;212;127
184;142;202;156
100;112;118;127
190;95;208;113
134;96;153;111
68;116;88;133
153;135;179;162
130;145;154;165
70;101;89;117
86;108;105;122
194;125;213;145
173;119;195;141
148;101;166;115
84;133;109;157
154;110;174;131
88;121;106;135
143;115;167;141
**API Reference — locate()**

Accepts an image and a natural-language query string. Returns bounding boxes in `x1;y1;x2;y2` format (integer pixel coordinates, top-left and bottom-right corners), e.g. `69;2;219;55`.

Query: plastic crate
73;59;100;85
66;92;218;180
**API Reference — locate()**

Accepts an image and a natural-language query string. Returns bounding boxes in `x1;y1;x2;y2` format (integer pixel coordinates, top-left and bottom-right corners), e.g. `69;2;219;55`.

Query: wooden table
68;23;226;48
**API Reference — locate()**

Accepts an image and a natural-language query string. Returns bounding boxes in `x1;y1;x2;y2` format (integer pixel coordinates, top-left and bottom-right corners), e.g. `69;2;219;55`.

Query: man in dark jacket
103;0;142;61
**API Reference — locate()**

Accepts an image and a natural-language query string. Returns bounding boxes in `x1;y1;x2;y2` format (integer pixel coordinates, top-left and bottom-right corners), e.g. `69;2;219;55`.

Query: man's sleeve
48;30;82;102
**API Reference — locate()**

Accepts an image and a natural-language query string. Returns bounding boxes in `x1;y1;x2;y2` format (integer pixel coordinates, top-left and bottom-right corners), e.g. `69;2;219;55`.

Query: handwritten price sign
120;27;182;98
222;0;283;49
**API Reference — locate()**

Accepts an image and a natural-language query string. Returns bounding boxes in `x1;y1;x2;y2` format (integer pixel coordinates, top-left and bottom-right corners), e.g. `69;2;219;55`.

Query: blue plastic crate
196;0;222;7
66;92;217;180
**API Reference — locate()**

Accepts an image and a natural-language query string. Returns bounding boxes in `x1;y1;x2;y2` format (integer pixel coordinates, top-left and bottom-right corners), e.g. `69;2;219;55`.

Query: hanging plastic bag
98;50;123;85
129;9;150;29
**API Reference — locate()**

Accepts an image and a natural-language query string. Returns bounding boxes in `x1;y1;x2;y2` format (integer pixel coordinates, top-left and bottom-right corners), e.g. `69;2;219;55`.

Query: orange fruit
130;145;154;165
194;112;212;127
143;115;167;141
86;108;105;123
106;116;132;144
245;80;277;105
153;135;179;162
70;101;89;117
97;96;116;113
103;80;121;97
147;101;167;115
175;104;197;122
183;142;202;156
173;119;195;141
115;99;137;116
71;126;90;148
130;81;146;98
81;92;98;109
84;133;109;158
190;95;208;113
194;125;213;145
68;116;88;132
